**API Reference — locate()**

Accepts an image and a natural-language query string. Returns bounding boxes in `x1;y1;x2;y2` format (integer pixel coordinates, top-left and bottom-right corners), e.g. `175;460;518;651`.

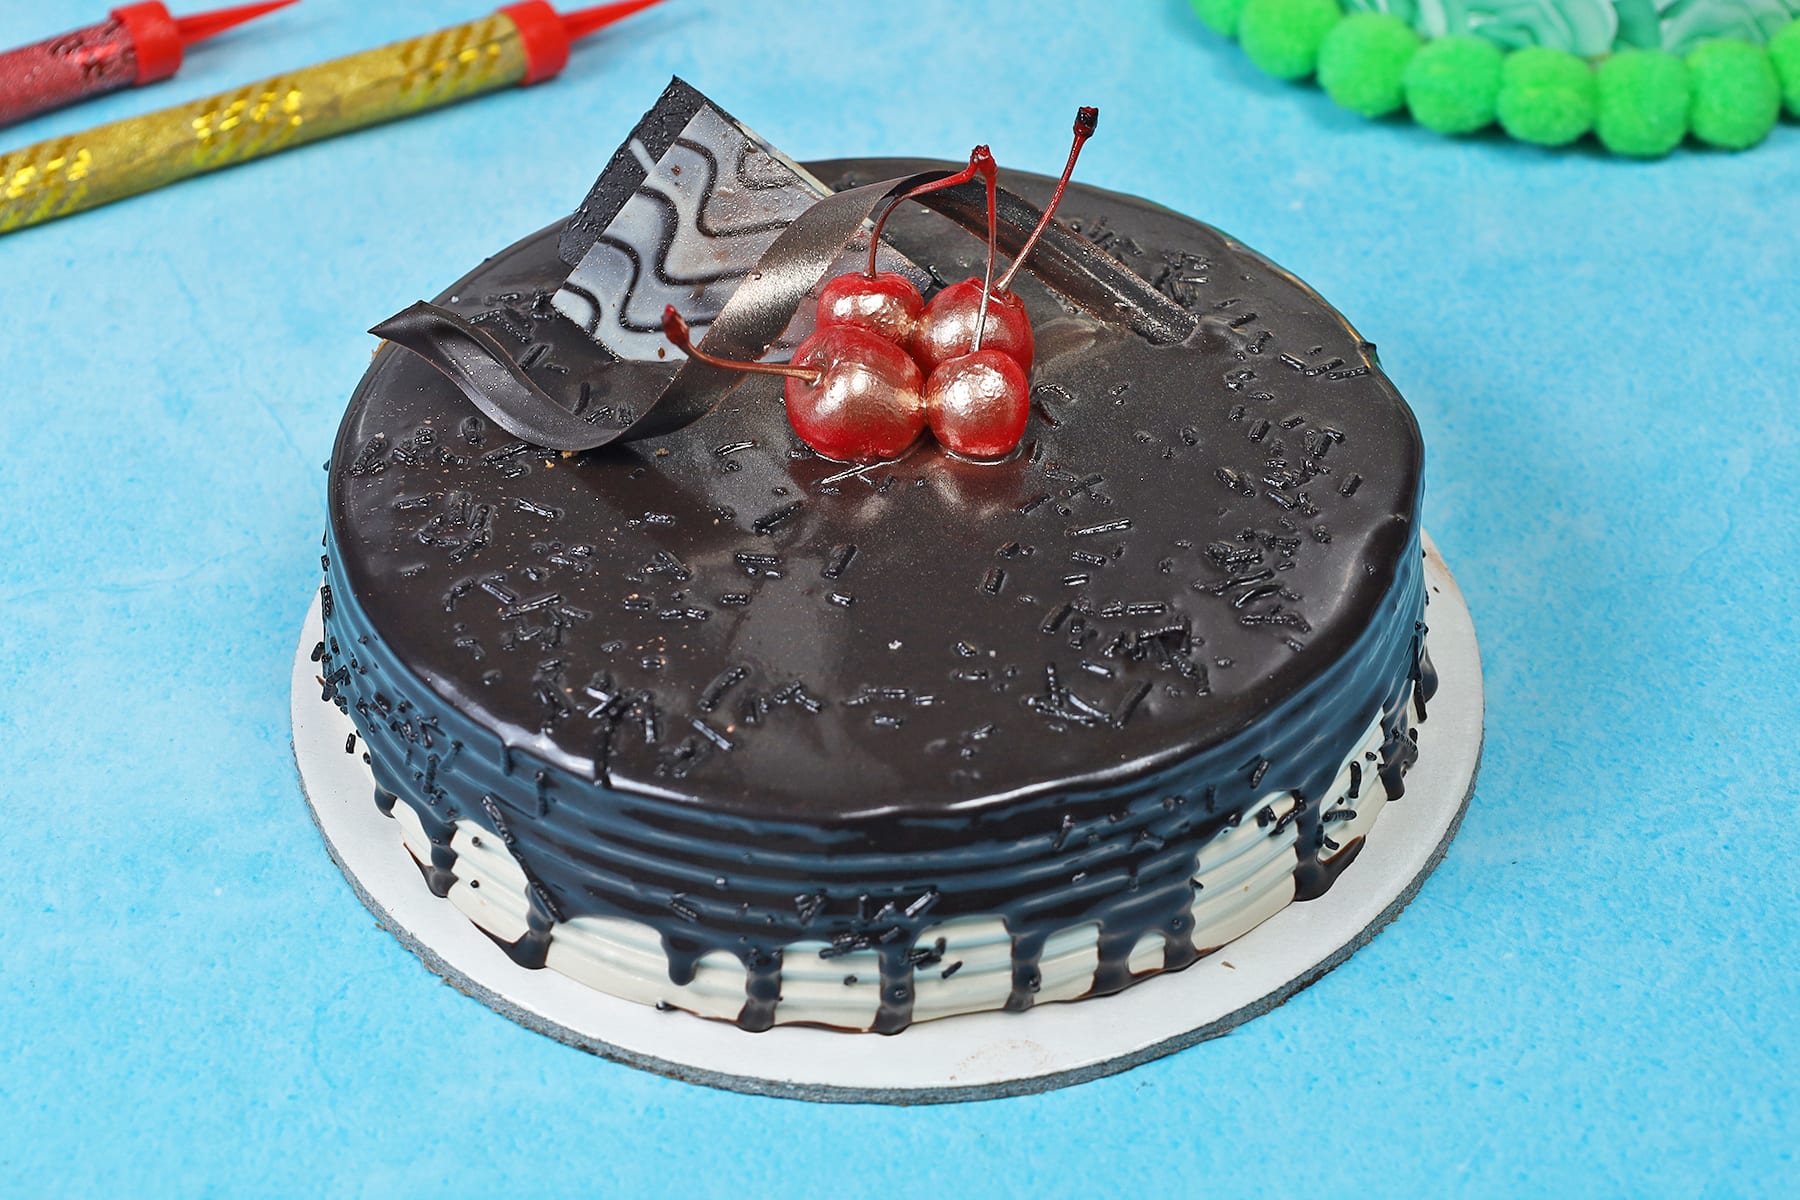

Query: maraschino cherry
662;306;923;465
664;112;1098;465
912;106;1099;378
922;348;1030;459
813;145;998;347
918;107;1098;459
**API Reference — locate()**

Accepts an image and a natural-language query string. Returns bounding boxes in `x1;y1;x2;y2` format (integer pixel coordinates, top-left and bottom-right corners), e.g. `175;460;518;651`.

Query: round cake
315;137;1435;1034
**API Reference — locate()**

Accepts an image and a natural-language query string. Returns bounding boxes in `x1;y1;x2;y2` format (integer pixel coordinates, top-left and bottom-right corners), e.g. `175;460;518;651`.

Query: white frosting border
389;705;1395;1030
293;535;1482;1101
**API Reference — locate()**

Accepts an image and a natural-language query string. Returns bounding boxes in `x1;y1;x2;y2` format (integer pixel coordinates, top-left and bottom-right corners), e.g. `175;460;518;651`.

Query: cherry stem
972;150;999;352
865;145;996;279
995;106;1098;295
662;306;820;383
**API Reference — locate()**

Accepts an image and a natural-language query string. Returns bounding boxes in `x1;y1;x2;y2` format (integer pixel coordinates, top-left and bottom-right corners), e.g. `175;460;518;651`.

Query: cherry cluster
662;106;1098;465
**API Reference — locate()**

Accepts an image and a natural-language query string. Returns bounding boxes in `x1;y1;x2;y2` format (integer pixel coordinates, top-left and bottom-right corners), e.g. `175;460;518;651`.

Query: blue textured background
3;1;1796;1194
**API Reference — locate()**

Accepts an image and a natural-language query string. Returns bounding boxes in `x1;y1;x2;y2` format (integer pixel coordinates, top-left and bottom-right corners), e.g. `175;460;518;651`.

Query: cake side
318;160;1431;1032
318;540;1427;1031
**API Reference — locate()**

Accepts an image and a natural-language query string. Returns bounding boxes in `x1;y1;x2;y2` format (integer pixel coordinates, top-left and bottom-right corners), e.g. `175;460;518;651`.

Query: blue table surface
3;0;1796;1194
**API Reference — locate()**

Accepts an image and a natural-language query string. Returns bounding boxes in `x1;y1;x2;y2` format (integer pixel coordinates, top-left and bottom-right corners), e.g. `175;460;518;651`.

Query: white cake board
292;537;1481;1104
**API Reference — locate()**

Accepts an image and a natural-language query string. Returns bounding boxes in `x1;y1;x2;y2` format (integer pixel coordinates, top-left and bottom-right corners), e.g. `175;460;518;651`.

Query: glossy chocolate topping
319;160;1429;1030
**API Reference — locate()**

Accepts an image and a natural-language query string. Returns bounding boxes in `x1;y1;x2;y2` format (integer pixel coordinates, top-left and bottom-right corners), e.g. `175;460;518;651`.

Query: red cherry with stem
912;106;1099;377
662;307;923;465
912;280;1034;375
814;146;997;347
924;348;1031;460
783;328;926;463
814;271;921;346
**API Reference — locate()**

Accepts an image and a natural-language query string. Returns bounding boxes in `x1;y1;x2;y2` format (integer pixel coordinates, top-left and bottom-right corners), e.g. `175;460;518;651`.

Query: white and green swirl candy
1651;0;1799;52
1342;0;1800;53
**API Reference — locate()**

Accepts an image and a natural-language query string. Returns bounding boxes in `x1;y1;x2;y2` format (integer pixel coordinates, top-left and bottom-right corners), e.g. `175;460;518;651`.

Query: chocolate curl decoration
372;168;1197;453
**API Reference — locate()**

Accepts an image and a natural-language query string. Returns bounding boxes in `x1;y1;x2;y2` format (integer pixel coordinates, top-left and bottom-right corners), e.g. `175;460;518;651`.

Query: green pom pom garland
1687;40;1782;149
1317;14;1421;117
1772;21;1800;118
1239;0;1342;81
1595;51;1690;157
1496;47;1596;146
1189;0;1799;155
1193;0;1252;38
1404;35;1504;135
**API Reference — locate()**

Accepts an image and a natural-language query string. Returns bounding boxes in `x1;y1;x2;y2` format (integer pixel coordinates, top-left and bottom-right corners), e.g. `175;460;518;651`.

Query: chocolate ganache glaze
318;158;1432;1033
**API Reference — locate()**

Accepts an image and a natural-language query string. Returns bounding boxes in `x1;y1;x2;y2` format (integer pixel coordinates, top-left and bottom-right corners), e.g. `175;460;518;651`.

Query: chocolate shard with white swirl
553;77;927;363
320;97;1437;1033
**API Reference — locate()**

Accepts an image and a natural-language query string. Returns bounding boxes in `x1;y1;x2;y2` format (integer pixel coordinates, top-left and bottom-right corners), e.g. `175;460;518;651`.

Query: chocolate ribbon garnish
372;168;1196;453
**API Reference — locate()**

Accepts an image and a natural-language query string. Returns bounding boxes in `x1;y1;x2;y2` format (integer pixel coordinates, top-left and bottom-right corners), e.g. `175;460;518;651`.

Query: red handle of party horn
0;0;295;129
503;0;667;84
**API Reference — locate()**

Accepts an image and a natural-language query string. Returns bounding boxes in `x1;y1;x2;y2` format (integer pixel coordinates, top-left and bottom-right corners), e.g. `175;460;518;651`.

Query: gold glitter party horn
0;0;662;235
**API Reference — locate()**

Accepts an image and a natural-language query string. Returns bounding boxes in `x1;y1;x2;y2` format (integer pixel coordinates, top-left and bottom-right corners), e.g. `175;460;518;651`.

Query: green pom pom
1772;20;1800;118
1317;14;1422;117
1191;0;1251;38
1688;39;1781;150
1595;50;1689;158
1404;34;1504;134
1496;47;1595;147
1238;0;1343;82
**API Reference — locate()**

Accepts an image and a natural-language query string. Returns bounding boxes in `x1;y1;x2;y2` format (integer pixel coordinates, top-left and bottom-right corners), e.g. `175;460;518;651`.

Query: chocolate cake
314;82;1435;1034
